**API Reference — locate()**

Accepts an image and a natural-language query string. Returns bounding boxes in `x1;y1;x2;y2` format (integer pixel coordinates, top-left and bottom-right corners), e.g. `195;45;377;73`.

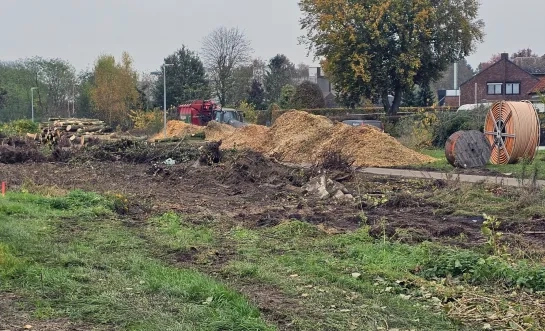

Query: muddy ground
2;141;545;329
0;147;542;250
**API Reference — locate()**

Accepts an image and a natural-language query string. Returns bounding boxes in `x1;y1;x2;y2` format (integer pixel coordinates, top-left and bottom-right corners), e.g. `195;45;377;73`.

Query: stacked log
36;118;114;146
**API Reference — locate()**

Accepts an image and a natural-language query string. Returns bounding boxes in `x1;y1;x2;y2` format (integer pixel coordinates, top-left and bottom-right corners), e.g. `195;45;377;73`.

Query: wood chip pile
32;118;114;146
205;110;437;167
150;120;204;142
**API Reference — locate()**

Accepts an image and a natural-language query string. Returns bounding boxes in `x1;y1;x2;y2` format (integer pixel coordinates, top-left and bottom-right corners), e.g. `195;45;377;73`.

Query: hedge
270;106;458;123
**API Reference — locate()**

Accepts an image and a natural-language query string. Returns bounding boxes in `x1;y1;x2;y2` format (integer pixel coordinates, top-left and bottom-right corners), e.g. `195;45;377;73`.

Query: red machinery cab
178;100;219;126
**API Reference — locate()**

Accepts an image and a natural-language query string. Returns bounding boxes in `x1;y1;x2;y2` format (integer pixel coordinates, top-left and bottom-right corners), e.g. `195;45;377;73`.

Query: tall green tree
75;70;95;118
0;61;42;121
264;54;296;103
247;79;265;110
0;85;6;109
227;64;253;107
154;46;210;108
201;27;252;107
299;0;484;115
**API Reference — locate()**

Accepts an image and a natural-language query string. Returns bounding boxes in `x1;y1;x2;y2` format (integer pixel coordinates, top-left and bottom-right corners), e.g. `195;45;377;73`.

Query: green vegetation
0;119;39;136
414;149;545;180
0;191;272;330
3;176;545;330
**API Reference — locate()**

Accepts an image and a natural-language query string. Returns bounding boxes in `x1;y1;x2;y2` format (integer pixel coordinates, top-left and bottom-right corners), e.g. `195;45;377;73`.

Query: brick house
459;53;540;105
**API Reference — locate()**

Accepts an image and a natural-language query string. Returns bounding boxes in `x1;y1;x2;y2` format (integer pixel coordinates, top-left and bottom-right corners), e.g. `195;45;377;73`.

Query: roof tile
529;77;545;95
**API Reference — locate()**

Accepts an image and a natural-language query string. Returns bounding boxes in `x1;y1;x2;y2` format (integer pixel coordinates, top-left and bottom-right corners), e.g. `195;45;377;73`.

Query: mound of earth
150;120;203;141
205;110;436;167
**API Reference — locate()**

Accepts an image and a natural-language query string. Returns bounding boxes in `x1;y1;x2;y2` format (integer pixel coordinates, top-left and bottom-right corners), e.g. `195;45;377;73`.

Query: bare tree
201;27;252;106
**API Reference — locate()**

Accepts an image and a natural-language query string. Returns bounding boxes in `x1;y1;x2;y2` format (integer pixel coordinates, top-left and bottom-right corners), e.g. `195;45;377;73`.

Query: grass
0;190;273;330
412;149;545;180
3;184;545;330
145;215;545;330
150;221;461;330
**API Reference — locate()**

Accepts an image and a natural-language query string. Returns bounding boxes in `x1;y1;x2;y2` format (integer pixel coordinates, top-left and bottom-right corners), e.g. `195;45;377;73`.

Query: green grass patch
0;192;272;330
416;149;545;180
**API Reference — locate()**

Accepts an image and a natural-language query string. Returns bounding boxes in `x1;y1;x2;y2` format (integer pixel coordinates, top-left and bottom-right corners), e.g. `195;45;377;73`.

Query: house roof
460;53;540;87
512;57;545;75
529;77;545;95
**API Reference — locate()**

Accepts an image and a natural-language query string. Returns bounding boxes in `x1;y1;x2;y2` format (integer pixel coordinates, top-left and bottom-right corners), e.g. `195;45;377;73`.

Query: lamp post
30;87;38;122
152;63;174;138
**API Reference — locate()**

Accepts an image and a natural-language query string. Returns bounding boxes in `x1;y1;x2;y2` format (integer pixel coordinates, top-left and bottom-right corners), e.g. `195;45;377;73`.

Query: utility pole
152;63;174;139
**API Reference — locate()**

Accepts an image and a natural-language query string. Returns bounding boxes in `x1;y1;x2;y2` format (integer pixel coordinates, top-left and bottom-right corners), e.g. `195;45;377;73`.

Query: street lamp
152;63;174;138
30;87;38;122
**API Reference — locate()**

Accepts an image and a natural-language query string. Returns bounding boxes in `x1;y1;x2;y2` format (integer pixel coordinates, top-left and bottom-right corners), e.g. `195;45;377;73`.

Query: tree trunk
381;91;391;114
390;87;403;115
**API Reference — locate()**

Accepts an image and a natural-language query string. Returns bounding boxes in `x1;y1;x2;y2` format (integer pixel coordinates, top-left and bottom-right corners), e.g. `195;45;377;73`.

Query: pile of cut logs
29;118;114;146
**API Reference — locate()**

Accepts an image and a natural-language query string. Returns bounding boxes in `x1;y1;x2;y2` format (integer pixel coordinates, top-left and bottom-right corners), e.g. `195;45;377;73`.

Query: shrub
396;112;438;149
238;101;257;124
292;81;326;109
279;84;296;109
419;249;545;292
431;107;488;147
395;106;489;149
128;109;163;134
0;119;39;136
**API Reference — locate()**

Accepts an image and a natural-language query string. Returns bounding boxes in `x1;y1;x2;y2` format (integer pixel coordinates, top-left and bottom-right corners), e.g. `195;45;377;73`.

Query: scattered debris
302;173;354;201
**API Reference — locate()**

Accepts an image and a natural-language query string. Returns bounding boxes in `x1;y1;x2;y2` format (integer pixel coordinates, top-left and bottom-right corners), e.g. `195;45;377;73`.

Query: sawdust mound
150;120;203;141
203;110;436;167
317;123;436;167
221;124;270;153
265;111;334;163
204;121;236;142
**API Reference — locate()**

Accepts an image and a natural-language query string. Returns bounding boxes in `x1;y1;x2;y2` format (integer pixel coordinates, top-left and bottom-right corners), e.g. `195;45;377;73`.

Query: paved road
360;168;545;187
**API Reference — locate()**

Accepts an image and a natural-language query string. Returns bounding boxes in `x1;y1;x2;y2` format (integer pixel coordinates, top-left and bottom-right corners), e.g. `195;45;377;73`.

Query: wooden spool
484;101;540;164
445;130;492;168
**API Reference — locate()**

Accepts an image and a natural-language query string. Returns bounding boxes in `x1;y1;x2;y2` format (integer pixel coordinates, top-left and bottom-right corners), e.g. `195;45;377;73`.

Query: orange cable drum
484;101;541;165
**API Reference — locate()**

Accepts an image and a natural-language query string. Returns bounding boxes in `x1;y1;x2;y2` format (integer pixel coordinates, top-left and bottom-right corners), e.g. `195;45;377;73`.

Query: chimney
501;53;509;60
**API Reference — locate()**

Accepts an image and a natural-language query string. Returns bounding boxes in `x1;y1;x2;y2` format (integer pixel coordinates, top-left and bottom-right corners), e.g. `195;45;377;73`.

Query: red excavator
177;100;246;127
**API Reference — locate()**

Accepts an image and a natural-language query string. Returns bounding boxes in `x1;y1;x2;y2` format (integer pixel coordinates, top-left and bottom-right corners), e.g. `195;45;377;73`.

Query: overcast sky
1;0;544;74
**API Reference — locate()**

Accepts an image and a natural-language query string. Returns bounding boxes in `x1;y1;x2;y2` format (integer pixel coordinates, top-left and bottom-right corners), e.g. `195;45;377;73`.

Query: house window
506;83;520;95
487;83;502;95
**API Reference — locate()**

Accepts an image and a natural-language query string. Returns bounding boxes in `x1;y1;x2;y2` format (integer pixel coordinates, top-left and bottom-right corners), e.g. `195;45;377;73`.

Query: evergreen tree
417;84;435;107
247;79;265;109
403;87;418;107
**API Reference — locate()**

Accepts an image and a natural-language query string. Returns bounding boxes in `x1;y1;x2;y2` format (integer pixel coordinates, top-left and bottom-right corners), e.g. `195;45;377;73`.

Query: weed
481;214;508;258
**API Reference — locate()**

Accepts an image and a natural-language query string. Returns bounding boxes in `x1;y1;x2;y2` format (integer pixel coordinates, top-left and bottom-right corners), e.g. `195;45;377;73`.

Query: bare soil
2;142;545;329
0;151;541;249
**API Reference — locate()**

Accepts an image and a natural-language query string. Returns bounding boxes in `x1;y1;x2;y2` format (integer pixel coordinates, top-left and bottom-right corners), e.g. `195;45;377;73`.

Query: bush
128;109;163;134
396;112;438;149
420;249;545;292
0;119;39;136
292;81;326;109
279;84;296;109
431;107;488;147
395;106;489;149
238;101;257;124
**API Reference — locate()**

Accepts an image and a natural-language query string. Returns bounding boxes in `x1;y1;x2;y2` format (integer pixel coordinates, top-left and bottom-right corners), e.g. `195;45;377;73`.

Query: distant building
459;53;545;105
308;67;338;107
